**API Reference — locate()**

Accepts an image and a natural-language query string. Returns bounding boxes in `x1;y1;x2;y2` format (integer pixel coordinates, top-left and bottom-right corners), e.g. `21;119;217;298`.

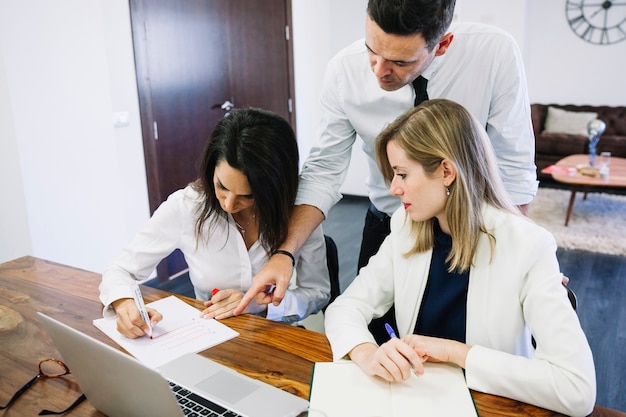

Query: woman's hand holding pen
112;298;162;339
201;288;267;320
349;340;425;382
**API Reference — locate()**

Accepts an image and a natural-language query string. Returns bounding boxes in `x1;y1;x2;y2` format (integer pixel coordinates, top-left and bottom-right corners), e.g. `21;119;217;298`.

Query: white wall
1;0;625;271
0;0;149;271
0;38;31;262
291;0;332;167
458;0;626;106
524;1;626;106
292;0;369;195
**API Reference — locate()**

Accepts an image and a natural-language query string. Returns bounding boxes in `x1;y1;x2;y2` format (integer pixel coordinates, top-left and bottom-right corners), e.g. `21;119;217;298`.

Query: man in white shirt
236;0;538;331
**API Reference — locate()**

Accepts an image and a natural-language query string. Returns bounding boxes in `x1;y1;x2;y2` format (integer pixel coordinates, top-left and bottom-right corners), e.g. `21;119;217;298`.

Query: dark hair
193;108;299;254
367;0;456;49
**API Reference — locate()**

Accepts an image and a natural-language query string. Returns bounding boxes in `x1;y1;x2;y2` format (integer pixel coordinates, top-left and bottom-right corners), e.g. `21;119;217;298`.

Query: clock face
566;0;626;45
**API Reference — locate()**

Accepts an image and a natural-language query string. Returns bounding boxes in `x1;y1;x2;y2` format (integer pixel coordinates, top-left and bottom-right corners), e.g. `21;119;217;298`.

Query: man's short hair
367;0;455;49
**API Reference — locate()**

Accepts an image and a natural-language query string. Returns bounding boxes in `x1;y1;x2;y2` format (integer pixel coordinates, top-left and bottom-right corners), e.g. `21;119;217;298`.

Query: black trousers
359;204;397;345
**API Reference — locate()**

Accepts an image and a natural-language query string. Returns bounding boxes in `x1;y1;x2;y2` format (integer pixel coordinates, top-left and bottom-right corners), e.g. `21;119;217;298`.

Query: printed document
309;360;478;417
93;295;239;368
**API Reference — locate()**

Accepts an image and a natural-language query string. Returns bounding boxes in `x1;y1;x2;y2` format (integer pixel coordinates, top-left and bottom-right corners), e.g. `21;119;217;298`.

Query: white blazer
325;205;596;417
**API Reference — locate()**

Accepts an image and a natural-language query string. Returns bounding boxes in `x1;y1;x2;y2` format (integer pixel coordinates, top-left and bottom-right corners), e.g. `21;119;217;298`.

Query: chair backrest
565;285;577;311
323;235;340;311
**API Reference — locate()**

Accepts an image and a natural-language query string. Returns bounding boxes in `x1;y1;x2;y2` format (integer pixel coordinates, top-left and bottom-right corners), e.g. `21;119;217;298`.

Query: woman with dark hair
100;108;330;338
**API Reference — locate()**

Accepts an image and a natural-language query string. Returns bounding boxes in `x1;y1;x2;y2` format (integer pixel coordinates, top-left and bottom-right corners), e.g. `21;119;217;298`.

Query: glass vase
588;139;599;167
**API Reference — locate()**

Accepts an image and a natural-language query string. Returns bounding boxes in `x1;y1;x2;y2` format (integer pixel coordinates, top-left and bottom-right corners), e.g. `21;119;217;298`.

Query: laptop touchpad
195;370;259;404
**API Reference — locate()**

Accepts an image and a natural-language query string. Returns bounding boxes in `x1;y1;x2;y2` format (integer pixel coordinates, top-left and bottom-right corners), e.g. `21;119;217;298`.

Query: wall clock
566;0;626;45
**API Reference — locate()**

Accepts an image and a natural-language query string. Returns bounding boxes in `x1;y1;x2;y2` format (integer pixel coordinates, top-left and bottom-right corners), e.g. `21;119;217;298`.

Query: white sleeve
266;225;331;323
296;56;357;217
99;191;185;317
484;34;538;205
465;232;595;417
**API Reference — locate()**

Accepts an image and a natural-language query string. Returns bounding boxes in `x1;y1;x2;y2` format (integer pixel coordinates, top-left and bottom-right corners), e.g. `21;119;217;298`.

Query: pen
385;322;397;339
211;288;220;297
131;283;153;339
385;322;420;376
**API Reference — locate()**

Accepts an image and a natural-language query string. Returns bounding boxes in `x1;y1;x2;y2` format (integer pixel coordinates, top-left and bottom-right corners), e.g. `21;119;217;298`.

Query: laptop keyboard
169;381;243;417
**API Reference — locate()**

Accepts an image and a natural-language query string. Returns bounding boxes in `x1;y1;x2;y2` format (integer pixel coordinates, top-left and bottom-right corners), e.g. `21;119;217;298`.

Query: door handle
212;100;235;117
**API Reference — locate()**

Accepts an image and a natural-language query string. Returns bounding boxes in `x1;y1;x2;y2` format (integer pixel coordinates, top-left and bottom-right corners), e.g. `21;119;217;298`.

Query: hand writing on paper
348;339;425;382
112;298;162;339
201;288;267;320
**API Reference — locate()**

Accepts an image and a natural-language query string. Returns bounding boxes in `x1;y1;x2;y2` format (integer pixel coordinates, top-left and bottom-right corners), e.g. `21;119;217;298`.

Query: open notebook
309;360;477;417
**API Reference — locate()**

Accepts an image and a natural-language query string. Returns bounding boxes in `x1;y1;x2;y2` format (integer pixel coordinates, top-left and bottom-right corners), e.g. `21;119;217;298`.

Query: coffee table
548;154;626;226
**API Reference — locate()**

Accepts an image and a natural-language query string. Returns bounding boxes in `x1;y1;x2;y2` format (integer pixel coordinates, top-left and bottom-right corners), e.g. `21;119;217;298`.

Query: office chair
565;284;577;311
323;235;340;312
297;235;340;333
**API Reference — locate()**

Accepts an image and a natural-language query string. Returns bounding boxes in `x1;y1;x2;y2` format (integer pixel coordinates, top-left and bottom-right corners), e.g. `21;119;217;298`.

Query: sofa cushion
543;106;598;135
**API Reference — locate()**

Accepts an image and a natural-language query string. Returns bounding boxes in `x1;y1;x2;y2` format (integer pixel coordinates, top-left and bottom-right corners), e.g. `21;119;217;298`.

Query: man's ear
434;33;454;57
441;158;457;185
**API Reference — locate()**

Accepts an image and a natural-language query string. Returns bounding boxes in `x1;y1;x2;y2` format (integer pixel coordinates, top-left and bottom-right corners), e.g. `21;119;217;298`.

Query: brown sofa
531;103;626;178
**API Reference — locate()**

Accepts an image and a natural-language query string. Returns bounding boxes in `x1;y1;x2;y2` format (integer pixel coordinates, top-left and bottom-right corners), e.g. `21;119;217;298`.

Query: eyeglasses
0;358;86;414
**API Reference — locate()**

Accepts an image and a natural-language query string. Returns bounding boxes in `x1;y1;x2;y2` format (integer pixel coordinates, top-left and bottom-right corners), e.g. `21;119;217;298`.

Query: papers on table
309;360;478;417
93;295;239;368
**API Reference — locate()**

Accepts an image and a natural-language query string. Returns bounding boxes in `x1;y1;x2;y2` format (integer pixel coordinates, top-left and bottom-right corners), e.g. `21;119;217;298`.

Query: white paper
391;362;477;416
93;295;239;368
309;360;478;417
309;361;391;417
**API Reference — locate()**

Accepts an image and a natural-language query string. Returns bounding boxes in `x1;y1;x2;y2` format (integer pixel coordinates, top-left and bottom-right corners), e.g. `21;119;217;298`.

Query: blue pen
384;322;397;339
385;322;420;376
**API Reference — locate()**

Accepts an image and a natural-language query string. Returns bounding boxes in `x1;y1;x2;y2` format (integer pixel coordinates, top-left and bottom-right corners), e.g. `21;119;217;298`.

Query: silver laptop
37;312;308;417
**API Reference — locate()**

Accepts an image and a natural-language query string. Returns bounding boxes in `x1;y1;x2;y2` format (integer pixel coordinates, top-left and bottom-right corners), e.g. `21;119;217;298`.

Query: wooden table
1;256;624;417
549;154;626;226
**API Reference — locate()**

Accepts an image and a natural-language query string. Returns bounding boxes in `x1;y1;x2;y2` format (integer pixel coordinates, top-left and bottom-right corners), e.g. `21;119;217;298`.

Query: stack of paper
309;360;478;416
93;295;239;368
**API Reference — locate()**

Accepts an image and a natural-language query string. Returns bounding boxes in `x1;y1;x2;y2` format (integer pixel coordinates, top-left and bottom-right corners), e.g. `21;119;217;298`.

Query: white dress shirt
100;186;330;323
297;22;538;216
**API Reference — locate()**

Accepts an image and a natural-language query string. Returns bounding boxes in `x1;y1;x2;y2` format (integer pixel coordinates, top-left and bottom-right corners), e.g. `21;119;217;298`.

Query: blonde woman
325;99;595;417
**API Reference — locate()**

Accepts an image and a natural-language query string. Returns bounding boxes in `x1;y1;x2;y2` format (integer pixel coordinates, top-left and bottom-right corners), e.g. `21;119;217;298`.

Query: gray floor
147;191;626;412
321;195;370;292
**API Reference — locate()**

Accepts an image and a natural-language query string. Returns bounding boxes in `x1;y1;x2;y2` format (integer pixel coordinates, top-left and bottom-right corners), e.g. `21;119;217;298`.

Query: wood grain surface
1;256;623;417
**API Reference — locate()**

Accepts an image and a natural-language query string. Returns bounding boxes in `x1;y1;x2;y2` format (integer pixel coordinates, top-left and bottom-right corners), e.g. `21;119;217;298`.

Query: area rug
528;187;626;255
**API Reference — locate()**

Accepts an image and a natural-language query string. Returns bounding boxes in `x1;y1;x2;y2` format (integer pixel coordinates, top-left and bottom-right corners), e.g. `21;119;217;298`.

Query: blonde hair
376;99;519;272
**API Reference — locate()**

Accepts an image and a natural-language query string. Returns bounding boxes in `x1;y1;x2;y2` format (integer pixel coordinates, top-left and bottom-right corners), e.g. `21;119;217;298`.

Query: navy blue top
413;219;469;343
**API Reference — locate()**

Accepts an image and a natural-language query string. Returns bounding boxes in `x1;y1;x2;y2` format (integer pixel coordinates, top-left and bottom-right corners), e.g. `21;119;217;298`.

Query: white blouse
100;186;330;323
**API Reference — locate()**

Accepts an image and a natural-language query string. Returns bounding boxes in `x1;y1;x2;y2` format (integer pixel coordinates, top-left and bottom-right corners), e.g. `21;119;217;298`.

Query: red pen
211;288;219;297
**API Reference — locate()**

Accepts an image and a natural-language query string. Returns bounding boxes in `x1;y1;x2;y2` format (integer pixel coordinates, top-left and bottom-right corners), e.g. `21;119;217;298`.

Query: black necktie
412;75;429;106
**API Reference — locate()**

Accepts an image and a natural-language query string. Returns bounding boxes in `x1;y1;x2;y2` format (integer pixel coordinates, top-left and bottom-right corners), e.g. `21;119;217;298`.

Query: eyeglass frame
0;358;86;415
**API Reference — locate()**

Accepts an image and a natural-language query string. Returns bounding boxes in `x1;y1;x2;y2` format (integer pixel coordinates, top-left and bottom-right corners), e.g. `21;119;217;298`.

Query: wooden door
130;0;296;281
